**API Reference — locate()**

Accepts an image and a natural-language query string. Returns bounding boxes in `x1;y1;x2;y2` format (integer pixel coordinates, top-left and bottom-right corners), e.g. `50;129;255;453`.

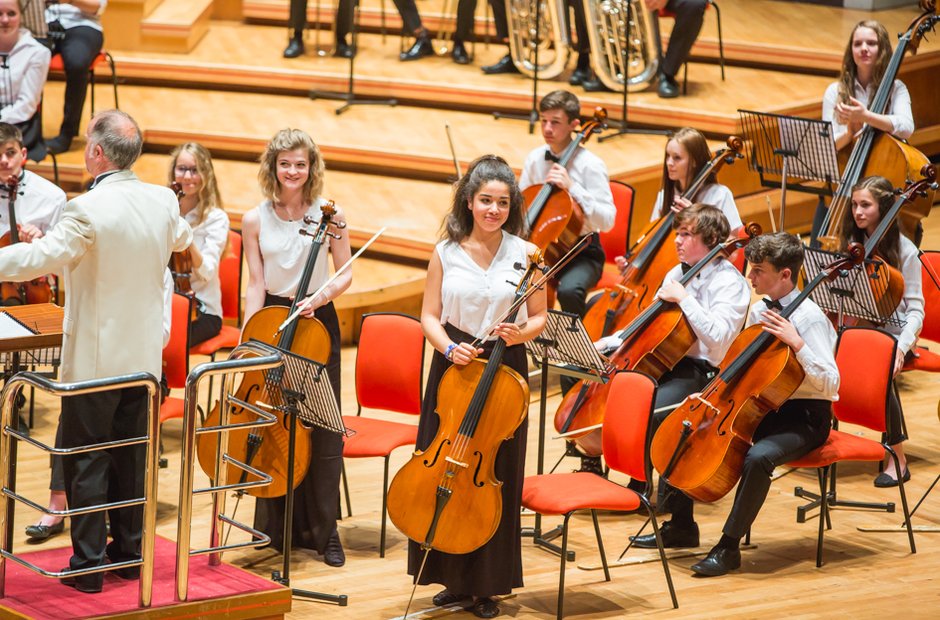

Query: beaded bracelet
444;343;457;361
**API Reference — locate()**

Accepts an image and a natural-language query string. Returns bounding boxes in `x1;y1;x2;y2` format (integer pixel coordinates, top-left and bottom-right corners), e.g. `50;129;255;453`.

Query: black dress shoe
874;467;910;488
632;520;699;549
323;529;345;567
658;73;680;98
690;546;741;577
582;75;612;92
569;66;591;86
45;135;72;155
61;568;103;594
451;40;471;65
334;42;354;59
400;35;433;61
283;36;305;59
25;520;64;541
433;588;469;607
481;54;519;75
577;455;606;477
472;597;500;619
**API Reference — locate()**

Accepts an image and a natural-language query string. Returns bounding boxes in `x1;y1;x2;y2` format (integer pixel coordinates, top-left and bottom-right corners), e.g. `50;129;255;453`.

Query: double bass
554;224;761;451
524;107;607;266
817;1;940;249
195;200;344;498
582;136;745;340
650;248;865;503
0;175;53;305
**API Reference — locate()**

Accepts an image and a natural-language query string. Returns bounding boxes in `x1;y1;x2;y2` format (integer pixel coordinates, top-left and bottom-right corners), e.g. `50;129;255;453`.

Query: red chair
160;293;192;427
522;371;678;619
902;250;940;372
341;312;425;557
658;0;725;95
48;51;119;117
595;180;635;290
728;224;749;275
788;327;915;567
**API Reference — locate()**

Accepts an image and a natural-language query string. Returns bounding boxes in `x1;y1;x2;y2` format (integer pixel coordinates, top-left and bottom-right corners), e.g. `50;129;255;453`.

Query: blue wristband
444;343;457;361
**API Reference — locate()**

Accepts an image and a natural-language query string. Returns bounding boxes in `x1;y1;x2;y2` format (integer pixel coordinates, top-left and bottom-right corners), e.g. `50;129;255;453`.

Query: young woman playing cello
240;128;352;567
409;155;546;619
168;142;229;346
823;21;914;153
839;176;923;487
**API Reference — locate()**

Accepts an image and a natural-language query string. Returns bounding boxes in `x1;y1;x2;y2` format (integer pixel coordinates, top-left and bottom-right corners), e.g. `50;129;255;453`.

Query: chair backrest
355;312;425;416
601;370;657;481
833;327;896;433
918;250;940;343
599;181;634;265
163;293;192;390
219;229;244;324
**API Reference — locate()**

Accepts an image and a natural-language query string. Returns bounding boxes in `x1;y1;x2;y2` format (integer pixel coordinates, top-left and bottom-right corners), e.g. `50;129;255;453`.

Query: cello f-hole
424;438;451;468
472;451;485;488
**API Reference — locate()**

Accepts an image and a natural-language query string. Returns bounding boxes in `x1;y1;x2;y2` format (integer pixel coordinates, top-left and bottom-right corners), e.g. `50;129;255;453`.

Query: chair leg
341;460;352;518
590;509;610;582
816;466;829;567
888;446;916;554
89;67;95;117
648;503;678;608
682;62;688;95
711;1;725;80
556;513;572;620
106;52;119;109
381;455;390;558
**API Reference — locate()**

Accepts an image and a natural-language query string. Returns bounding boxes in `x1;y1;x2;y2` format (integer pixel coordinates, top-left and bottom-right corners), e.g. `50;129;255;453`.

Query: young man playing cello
635;232;839;577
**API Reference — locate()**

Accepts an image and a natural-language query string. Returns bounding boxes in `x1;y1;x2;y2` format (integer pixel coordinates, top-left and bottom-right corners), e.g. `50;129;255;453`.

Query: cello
167;181;201;321
817;1;940;249
554;223;761;451
649;247;865;503
195;200;344;499
581;136;745;340
523;107;607;266
0;175;53;305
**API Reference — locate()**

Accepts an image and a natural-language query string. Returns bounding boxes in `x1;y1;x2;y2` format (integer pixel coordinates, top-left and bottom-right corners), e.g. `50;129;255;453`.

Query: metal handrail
175;341;283;603
0;371;161;607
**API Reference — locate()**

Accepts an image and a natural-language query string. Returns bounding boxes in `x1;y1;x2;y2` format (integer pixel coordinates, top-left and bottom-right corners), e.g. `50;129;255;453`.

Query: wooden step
140;0;214;52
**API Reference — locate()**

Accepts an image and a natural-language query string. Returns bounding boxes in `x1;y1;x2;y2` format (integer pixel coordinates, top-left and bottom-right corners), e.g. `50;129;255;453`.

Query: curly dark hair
443;155;526;243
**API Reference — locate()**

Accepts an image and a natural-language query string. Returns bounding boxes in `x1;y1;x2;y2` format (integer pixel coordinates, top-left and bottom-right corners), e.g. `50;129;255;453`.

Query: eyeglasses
174;165;200;177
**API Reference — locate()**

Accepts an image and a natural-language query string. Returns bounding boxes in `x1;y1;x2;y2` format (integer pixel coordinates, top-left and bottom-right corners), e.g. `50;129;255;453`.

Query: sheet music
0;313;35;339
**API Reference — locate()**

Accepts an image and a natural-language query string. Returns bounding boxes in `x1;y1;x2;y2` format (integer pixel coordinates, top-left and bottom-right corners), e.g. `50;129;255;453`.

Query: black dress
406;323;528;597
252;294;343;554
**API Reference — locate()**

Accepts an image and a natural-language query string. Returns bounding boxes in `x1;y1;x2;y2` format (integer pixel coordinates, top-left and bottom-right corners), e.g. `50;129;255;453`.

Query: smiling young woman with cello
239;128;352;567
403;155;546;619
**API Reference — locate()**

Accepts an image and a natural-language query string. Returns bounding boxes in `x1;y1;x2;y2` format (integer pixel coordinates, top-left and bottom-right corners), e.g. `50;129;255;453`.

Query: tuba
506;0;572;79
585;0;660;92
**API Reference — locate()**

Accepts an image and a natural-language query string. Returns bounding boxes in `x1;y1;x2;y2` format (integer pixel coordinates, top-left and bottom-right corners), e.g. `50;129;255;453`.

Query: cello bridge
694;395;720;415
444;456;469;469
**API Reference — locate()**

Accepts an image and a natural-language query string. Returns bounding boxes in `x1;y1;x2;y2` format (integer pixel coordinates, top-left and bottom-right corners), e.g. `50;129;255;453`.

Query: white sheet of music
0;313;35;339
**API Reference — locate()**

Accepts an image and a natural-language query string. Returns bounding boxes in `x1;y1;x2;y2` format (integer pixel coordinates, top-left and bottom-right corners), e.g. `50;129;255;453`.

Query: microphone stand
493;0;539;134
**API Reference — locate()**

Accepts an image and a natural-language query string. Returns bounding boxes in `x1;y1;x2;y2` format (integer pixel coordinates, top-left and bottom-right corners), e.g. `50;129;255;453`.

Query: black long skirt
252;295;343;554
406;323;528;597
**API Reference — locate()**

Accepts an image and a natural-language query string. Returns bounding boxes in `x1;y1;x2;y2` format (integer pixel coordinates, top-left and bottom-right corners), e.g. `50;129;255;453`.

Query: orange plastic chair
522;371;678;619
658;0;725;95
727;224;749;275
341;312;425;557
595;180;635;290
788;327;915;567
160;293;192;426
48;51;119;117
902;250;940;372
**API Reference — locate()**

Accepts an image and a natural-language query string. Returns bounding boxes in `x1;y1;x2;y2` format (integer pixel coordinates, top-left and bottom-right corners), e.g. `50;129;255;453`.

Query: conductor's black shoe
400;34;433;61
472;597;500;619
569;66;591;86
481;54;519;75
433;588;469;607
582;75;612;92
25;520;64;541
61;568;103;594
690;546;741;576
334;41;354;58
323;529;345;567
283;36;305;59
451;40;471;65
632;520;699;549
657;73;680;98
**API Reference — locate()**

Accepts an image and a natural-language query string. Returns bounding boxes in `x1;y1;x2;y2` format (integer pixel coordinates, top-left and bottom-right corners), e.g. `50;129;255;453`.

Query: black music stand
259;343;349;606
523;310;610;559
492;0;540;133
738;110;840;232
309;0;397;115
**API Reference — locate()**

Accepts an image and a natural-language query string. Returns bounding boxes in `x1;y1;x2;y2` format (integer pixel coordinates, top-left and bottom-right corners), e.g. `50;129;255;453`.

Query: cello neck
525;133;588;229
280;204;334;348
4;174;20;245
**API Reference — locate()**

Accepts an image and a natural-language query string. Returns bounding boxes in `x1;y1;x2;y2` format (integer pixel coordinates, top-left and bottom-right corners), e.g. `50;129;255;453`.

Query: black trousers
60;387;148;586
885;380;907;446
558;234;605;393
567;0;591;57
326;0;423;41
45;25;103;139
454;0;509;41
189;311;222;347
656;0;706;78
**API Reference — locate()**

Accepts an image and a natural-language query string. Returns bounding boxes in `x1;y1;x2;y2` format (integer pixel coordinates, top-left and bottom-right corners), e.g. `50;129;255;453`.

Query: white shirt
822;79;914;144
438;231;529;340
519;145;616;235
746;289;840;401
0;170;66;238
0;30;50;125
162;267;173;347
650;183;743;231
883;235;924;355
257;198;331;299
46;1;106;32
185;207;229;318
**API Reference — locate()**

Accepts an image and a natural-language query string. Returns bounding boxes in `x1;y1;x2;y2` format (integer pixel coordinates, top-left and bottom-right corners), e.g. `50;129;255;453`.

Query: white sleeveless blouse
439;231;530;340
258;198;331;298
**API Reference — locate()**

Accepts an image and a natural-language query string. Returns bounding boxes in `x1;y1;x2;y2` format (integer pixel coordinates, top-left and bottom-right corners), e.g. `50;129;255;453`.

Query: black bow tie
680;263;692;275
544;150;560;163
763;298;784;312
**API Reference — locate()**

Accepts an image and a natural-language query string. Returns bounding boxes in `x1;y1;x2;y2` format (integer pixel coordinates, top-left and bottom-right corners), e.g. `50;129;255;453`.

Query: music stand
523;309;610;559
738;110;840;231
309;0;397;116
257;342;349;606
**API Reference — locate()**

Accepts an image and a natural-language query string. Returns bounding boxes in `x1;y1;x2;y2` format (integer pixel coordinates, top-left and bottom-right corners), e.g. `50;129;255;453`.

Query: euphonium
585;0;660;92
506;0;571;79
